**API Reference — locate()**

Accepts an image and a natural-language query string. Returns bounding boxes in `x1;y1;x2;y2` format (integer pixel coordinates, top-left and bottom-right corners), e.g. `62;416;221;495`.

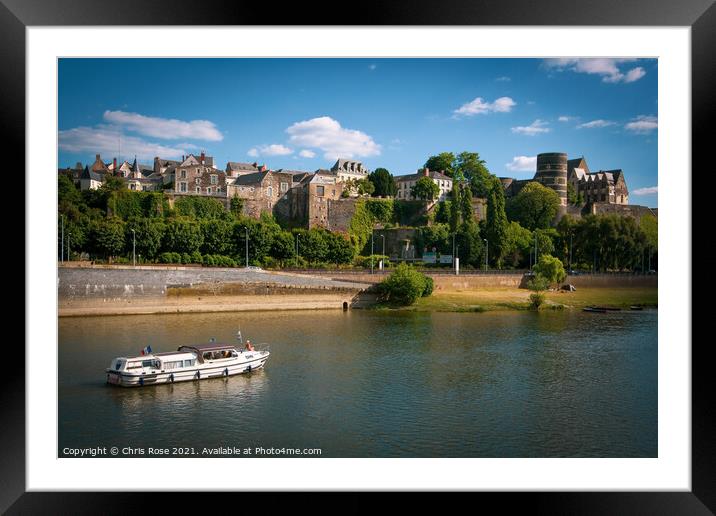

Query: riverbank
375;286;658;312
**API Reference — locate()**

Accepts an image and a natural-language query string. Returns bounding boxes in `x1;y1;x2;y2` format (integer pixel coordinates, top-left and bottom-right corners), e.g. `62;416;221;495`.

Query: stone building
567;157;628;205
79;165;104;190
330;159;369;183
173;152;227;196
395;168;452;202
226;161;267;178
227;170;298;219
303;172;344;229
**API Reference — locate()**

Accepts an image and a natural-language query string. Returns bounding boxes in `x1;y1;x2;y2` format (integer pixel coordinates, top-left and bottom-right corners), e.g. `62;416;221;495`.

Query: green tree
125;218;165;260
533;254;567;287
378;263;431;306
449;183;461;232
369;168;397;197
506;181;560;230
200;219;234;256
485;176;509;267
411;176;440;201
456;151;491;197
424;152;456;177
89;217;126;258
163;218;204;254
503;221;532;268
230;195;244;218
459;183;475;225
270;231;297;261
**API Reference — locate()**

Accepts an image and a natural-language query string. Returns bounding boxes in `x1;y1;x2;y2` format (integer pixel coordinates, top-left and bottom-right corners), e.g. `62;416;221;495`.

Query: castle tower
534;152;568;220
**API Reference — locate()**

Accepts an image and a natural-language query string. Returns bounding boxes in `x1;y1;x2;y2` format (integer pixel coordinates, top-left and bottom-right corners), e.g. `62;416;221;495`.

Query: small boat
630;305;644;311
106;332;270;387
583;306;608;313
592;306;622;311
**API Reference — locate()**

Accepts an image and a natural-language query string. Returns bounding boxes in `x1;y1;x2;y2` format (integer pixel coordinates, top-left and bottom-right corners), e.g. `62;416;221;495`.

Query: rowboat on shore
106;333;269;387
583;306;608;313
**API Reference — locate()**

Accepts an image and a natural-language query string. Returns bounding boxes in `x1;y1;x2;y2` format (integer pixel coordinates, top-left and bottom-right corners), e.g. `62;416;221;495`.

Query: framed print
5;0;712;512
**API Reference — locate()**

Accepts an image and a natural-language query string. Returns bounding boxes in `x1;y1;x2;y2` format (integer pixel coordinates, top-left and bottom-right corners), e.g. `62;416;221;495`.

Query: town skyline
58;57;658;206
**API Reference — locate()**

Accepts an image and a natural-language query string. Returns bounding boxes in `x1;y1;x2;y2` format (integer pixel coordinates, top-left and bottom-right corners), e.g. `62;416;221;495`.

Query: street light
569;231;573;273
379;234;385;270
483;238;488;271
131;229;136;267
296;233;301;266
244;227;249;268
371;231;374;274
452;233;456;268
60;214;64;263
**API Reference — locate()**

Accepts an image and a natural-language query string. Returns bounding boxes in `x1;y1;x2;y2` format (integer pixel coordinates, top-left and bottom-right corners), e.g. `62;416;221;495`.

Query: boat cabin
177;343;240;363
109;351;198;373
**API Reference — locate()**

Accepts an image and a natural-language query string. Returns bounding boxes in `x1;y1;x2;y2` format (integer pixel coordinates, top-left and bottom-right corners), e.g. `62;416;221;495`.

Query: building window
210;175;218;184
180;170;186;179
180;182;187;192
130;184;136;191
280;182;288;193
317;186;325;197
267;186;273;197
207;187;212;195
196;187;201;193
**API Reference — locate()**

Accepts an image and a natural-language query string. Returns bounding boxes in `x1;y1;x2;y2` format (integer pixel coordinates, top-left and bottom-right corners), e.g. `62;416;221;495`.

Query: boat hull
106;353;269;387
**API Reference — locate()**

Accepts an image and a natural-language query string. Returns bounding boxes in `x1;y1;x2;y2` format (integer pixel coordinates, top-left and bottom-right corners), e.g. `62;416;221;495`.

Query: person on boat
245;340;255;352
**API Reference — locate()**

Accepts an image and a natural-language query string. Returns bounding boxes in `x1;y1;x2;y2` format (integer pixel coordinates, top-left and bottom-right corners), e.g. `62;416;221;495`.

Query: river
58;309;657;457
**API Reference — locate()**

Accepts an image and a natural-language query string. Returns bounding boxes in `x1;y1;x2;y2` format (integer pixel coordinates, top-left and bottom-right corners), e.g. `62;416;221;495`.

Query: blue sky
58;58;658;206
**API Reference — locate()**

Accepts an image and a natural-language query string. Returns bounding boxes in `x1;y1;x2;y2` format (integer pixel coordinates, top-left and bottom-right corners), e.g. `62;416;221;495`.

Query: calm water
58;309;657;457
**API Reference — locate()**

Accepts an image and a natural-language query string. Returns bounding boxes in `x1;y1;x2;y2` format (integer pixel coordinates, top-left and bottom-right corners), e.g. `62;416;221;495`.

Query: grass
379;286;658;312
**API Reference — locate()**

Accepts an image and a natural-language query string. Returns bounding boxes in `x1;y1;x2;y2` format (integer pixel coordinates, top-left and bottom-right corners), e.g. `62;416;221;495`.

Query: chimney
423;167;430;177
182;155;185;162
113;157;117;172
200;151;205;164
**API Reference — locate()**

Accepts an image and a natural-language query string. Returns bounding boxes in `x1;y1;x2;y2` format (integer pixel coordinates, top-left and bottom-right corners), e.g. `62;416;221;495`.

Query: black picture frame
5;0;710;513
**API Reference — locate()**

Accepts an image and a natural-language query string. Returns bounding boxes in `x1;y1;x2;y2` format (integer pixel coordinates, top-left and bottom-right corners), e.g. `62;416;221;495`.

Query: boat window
126;362;142;370
142;359;156;368
164;360;183;369
203;352;212;360
183;359;196;367
231;350;238;358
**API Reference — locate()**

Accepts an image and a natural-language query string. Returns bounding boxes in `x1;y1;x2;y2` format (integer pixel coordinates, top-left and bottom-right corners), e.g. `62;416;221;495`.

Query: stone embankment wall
296;270;658;289
58;266;372;316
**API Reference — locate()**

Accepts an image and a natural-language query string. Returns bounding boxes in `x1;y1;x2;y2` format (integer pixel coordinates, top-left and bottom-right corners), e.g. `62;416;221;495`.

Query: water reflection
59;309;657;457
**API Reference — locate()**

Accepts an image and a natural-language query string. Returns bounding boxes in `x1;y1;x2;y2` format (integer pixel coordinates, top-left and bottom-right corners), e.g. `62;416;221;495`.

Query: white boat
106;335;270;387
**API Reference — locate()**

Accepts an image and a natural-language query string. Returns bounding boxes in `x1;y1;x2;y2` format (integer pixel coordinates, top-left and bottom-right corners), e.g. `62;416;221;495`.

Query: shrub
529;292;545;310
378;263;431;306
533;254;566;287
422;276;434;297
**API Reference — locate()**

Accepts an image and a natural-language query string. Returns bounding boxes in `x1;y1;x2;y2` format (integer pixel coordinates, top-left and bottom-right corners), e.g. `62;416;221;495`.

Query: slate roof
232;171;269;185
81;166;104;182
396;169;452;182
227;162;259;172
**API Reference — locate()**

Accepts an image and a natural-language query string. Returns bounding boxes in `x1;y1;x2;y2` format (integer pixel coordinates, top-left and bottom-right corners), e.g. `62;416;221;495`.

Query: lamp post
452;233;456;268
380;234;385;270
569;231;573;273
484;238;488;271
60;214;64;263
67;233;70;262
244;227;249;268
296;233;301;267
131;229;136;267
371;231;374;274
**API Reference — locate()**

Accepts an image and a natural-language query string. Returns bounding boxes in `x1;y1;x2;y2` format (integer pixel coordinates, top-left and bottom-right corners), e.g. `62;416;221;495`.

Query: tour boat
106;334;270;387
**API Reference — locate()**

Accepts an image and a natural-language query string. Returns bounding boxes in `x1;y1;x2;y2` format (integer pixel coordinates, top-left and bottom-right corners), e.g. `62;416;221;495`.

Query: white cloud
543;58;646;84
247;144;293;157
505;156;537;172
577;119;616;129
58;125;191;160
286;116;381;160
103;110;223;141
453;96;516;117
623;67;647;83
299;149;316;158
495;76;511;82
633;186;658;195
558;115;573;122
625;115;658;134
511;119;550;136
